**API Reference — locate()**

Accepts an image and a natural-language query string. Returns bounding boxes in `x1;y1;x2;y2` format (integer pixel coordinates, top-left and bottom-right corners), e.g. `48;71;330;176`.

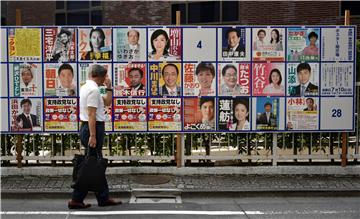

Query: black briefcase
71;150;108;192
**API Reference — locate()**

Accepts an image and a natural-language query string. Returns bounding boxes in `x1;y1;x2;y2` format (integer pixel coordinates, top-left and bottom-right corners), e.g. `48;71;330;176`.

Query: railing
1;84;359;166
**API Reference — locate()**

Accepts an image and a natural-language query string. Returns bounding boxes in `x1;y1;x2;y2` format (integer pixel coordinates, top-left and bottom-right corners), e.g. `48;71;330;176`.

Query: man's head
128;67;144;88
162;64;179;89
20;98;32;114
195;63;215;89
58;64;74;89
57;28;71;45
264;102;272;113
21;67;33;86
306;98;314;109
222;64;238;88
200;98;214;122
257;29;266;41
88;64;108;86
296;63;311;85
226;28;240;49
127;29;140;46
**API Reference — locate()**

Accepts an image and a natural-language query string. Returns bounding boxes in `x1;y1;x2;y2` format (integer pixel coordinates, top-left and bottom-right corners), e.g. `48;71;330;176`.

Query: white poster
320;97;353;130
286;97;319;130
0;99;8;132
1;28;7;62
1;64;7;97
9;63;42;97
321;27;354;61
321;63;354;96
183;28;216;61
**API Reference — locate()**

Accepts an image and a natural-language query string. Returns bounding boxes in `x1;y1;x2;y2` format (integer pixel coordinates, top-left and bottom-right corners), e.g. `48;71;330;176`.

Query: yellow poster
8;28;41;62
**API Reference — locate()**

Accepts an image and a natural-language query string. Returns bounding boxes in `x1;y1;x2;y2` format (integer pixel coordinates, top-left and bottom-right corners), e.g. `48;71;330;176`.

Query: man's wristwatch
105;88;113;92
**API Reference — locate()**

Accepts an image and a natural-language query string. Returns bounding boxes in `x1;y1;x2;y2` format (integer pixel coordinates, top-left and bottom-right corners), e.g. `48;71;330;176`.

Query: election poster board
0;25;356;133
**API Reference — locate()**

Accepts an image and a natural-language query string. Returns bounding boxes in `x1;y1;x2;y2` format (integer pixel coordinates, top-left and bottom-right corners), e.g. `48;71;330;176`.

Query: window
55;1;102;25
171;1;239;24
341;1;360;16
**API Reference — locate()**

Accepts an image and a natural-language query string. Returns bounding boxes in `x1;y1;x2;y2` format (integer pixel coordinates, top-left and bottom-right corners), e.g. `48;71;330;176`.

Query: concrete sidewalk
1;166;360;196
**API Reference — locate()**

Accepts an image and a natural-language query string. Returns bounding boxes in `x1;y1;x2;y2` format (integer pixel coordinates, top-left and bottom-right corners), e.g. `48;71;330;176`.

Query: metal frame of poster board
0;25;356;134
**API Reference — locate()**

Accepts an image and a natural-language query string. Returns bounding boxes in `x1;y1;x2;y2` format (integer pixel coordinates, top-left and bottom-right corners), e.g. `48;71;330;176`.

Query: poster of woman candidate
44;98;78;131
148;98;182;131
113;98;147;131
149;62;182;97
78;27;112;61
148;27;181;61
113;28;146;62
183;62;216;96
44;63;77;97
286;97;319;130
113;63;146;97
43;27;76;62
321;27;354;61
252;62;285;96
218;63;250;96
10;63;42;97
321;63;354;96
218;97;250;131
10;98;42;132
252;28;285;61
8;28;42;62
287;28;320;61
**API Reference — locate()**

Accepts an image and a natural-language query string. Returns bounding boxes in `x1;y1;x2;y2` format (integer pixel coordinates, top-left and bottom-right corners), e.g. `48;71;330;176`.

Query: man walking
68;64;121;209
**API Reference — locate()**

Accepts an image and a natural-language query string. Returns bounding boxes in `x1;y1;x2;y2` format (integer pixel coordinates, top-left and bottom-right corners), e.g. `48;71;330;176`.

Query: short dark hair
257;29;266;36
89;28;106;50
57;28;72;37
297;62;311;74
89;64;107;78
225;28;240;39
222;64;237;77
308;31;318;40
129;67;144;78
20;98;32;107
58;63;74;77
264;102;272;108
268;68;282;85
306;98;314;104
162;63;179;76
127;29;140;38
150;29;170;55
199;98;214;108
195;62;215;77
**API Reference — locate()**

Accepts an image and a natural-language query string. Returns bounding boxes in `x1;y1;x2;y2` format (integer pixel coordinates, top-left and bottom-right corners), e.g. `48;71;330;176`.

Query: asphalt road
1;194;359;219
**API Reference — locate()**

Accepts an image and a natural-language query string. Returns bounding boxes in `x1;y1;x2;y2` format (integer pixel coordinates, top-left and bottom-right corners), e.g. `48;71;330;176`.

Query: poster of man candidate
43;27;76;62
113;63;146;97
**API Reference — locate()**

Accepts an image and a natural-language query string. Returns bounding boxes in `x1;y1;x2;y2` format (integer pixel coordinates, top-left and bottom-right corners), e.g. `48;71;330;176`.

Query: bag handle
86;144;102;159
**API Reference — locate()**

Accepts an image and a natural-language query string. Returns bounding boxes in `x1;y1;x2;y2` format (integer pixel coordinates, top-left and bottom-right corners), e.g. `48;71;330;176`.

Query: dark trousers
72;121;109;204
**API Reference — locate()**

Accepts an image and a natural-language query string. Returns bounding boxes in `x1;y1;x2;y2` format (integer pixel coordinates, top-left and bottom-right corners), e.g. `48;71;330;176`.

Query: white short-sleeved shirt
79;80;105;122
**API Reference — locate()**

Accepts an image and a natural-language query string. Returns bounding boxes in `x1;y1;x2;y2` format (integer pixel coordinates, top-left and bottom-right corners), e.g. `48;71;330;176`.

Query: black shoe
68;200;91;209
98;199;122;207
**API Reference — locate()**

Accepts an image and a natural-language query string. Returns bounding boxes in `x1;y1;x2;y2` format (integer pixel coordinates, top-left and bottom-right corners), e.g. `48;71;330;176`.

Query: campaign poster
1;64;7;97
10;98;42;132
252;62;285;96
320;97;353;130
321;63;354;96
253;97;284;131
44;98;78;131
44;63;77;97
218;63;250;96
183;27;216;62
252;28;285;61
9;63;42;97
219;27;246;60
113;28;146;62
148;27;181;61
78;63;112;131
148;98;182;131
218;97;250;131
183;62;216;96
113;63;146;97
78;27;112;61
0;99;8;132
287;28;320;61
183;97;216;131
321;27;354;61
287;62;319;96
43;27;76;62
149;62;181;97
113;98;147;131
1;28;7;62
8;28;41;62
286;97;319;130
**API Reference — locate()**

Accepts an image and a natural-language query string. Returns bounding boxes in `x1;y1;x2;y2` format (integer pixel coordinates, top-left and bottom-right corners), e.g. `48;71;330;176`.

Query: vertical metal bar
153;134;156;156
264;134;267;150
272;133;278;166
60;134;63;158
172;134;175;155
163;134;165;156
310;133;313;163
301;133;304;153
